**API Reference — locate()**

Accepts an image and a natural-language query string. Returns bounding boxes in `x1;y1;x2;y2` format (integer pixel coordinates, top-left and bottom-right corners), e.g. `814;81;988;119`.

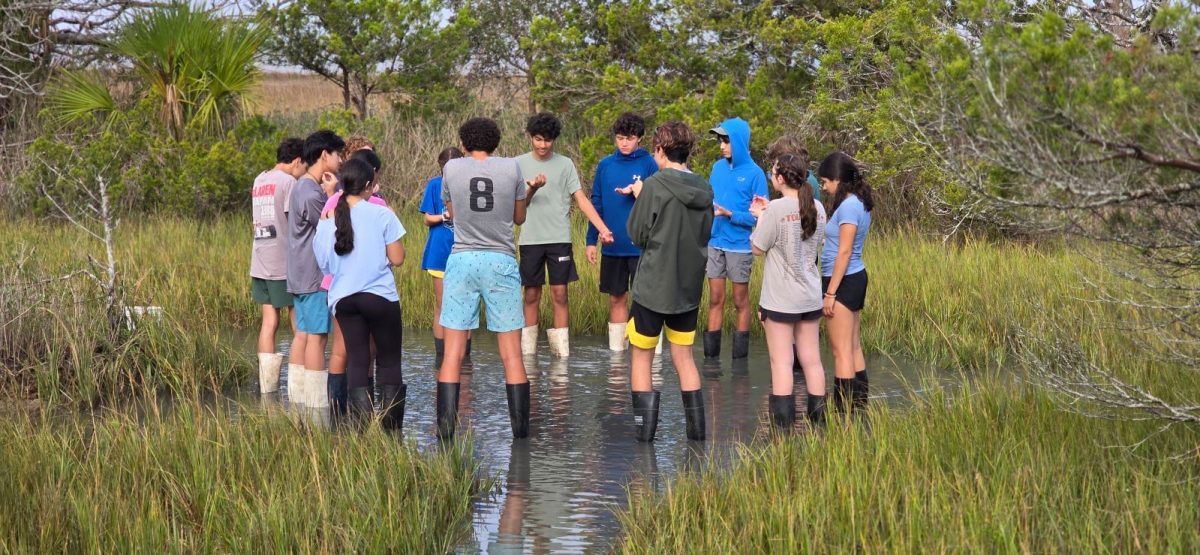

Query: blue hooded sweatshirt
708;118;768;253
586;147;659;257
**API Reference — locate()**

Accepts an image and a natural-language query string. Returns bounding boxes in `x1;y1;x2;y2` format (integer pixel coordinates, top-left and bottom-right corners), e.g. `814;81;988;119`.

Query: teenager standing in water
419;147;466;363
818;152;874;413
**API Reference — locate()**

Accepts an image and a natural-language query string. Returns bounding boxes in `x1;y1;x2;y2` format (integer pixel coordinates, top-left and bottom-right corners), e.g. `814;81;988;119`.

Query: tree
264;0;473;119
913;2;1200;437
45;2;266;139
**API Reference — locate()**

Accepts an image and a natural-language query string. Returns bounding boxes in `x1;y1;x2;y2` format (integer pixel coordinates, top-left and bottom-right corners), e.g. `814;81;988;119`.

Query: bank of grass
0;402;481;552
617;378;1200;553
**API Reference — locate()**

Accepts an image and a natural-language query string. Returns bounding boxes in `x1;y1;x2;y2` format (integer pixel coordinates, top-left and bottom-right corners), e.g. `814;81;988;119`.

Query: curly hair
458;118;502;154
651;121;696;164
611;112;646;138
817;151;874;213
526;112;562;140
765;134;809;171
343;135;375;159
773;153;819;240
276;138;304;164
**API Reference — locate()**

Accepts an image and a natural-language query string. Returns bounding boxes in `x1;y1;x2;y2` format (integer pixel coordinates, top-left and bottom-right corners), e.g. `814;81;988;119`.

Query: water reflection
240;331;950;553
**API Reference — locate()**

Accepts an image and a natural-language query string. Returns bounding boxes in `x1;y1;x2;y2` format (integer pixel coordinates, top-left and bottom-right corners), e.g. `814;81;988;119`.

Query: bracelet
824;292;836;298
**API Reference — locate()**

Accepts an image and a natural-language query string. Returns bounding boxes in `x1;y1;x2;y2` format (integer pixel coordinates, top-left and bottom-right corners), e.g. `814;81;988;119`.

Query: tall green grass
617;378;1200;553
0;403;482;552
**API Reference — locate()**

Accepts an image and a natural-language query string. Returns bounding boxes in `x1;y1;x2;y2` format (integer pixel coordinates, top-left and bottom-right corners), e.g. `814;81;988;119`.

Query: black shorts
599;255;639;295
519;243;579;287
627;301;698;348
759;306;822;323
822;270;868;312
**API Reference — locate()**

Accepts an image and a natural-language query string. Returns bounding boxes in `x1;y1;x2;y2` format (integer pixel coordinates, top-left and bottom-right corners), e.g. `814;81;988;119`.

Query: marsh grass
617;377;1200;553
0;402;482;553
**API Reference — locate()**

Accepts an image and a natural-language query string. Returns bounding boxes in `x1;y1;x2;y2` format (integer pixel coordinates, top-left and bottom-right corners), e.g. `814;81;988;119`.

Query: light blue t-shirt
314;201;406;313
821;194;870;277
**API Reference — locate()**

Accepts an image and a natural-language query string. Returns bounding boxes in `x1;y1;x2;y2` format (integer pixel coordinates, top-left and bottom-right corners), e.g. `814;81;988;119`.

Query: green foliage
264;0;474;119
46;2;266;139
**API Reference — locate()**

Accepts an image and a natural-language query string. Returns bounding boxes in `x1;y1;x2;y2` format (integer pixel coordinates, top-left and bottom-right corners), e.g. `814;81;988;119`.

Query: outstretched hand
749;195;769;218
616;175;643;197
527;173;547;190
713;203;732;218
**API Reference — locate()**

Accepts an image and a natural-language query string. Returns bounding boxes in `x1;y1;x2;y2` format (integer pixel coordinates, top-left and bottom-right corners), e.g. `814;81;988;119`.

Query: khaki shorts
705;248;753;283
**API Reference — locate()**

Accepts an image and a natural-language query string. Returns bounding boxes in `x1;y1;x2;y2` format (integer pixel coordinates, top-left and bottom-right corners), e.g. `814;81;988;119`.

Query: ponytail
333;158;376;256
774;154;818;240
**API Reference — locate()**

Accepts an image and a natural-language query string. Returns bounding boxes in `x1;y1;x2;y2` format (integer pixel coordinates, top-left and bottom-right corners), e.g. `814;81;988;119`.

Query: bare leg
763;319;796;396
549;284;569;329
288;311;305;365
671;341;701;392
328;318;346;375
496;330;528;384
705;278;726;332
732;282;751;332
523;286;542;327
608;292;629;323
439;328;469;383
796;320;825;395
305;333;327;371
630;345;655;391
852;311;866;371
257;305;280;353
827;302;856;379
432;276;445;339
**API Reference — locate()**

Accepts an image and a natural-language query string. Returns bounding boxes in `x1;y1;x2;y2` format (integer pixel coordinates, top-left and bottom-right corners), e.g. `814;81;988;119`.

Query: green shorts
251;277;293;308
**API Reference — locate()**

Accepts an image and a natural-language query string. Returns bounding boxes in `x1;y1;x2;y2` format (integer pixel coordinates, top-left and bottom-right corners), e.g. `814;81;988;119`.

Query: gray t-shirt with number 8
443;156;527;257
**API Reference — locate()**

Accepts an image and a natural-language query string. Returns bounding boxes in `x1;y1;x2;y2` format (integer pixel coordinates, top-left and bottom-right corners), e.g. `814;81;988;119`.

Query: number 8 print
469;177;494;212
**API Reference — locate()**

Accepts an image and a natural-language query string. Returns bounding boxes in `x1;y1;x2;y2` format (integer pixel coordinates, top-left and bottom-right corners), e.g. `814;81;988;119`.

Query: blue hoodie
586;147;659;257
708;118;768;253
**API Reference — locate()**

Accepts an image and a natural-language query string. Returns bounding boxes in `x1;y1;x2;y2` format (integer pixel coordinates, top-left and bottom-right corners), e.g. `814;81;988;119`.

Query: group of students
248;111;873;441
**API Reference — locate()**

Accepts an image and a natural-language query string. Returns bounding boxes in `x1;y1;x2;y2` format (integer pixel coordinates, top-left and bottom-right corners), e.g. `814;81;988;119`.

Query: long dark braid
774;153;818;240
334;158;375;256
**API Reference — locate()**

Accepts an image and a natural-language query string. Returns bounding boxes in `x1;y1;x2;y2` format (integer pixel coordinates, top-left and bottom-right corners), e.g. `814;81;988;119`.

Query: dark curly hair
276;138;304;164
526;112;562;140
651;121;696;164
458;118;502;154
611;112;646;138
817;151;874;213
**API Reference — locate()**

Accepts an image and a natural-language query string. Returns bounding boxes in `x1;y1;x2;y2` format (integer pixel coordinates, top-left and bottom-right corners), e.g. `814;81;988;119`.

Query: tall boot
732;331;750;360
434;337;445;366
436;381;460;440
631;391;661;442
806;394;827;428
833;378;854;413
607;322;628;351
348;386;373;426
287;363;306;405
703;330;722;360
853;369;869;411
768;394;795;431
258;353;283;393
547;327;570;358
366;374;376;404
379;383;407;431
506;382;531;439
308;369;330;408
681;389;707;441
521;325;539;355
328;373;348;418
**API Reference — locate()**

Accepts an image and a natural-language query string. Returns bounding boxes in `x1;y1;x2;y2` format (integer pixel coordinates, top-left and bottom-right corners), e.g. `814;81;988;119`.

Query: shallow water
238;330;952;554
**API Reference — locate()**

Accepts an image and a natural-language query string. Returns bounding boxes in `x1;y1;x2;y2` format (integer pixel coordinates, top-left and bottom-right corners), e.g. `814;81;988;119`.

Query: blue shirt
709;118;768;253
586;147;658;256
418;176;454;271
821;194;870;277
313;201;406;313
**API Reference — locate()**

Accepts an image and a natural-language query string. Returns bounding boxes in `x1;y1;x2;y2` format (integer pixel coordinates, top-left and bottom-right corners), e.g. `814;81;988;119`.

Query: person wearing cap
704;118;768;362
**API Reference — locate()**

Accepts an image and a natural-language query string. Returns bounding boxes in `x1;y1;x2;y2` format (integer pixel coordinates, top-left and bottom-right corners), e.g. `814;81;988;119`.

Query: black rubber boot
436;381;460;440
366;374;376;404
379;383;407;431
681;389;707;441
768;394;795;431
853;369;869;411
328;373;348;418
833;378;854;413
506;382;531;439
703;330;722;360
806;394;827;428
348;386;373;425
732;331;750;360
631;391;661;442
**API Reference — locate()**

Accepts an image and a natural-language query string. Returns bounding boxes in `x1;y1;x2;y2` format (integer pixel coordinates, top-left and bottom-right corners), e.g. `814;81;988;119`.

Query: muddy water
248;332;950;553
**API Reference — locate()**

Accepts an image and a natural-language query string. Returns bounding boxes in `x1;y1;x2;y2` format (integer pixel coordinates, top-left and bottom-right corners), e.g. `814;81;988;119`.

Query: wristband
824;292;836;298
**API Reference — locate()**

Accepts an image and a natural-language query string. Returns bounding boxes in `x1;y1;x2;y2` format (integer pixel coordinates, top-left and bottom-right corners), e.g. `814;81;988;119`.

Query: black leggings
335;293;403;388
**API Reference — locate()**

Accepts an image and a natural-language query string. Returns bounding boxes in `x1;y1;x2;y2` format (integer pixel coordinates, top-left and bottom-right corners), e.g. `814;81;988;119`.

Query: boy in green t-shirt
515;112;613;358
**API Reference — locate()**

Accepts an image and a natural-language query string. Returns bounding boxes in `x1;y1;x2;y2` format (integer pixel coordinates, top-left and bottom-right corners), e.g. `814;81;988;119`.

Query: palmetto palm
47;2;266;139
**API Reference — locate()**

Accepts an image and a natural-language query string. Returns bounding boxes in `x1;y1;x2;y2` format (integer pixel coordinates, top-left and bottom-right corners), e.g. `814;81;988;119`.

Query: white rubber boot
521;325;539;355
287;363;306;405
607;322;628;351
547;327;570;358
307;369;330;408
258;353;283;393
654;333;664;355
